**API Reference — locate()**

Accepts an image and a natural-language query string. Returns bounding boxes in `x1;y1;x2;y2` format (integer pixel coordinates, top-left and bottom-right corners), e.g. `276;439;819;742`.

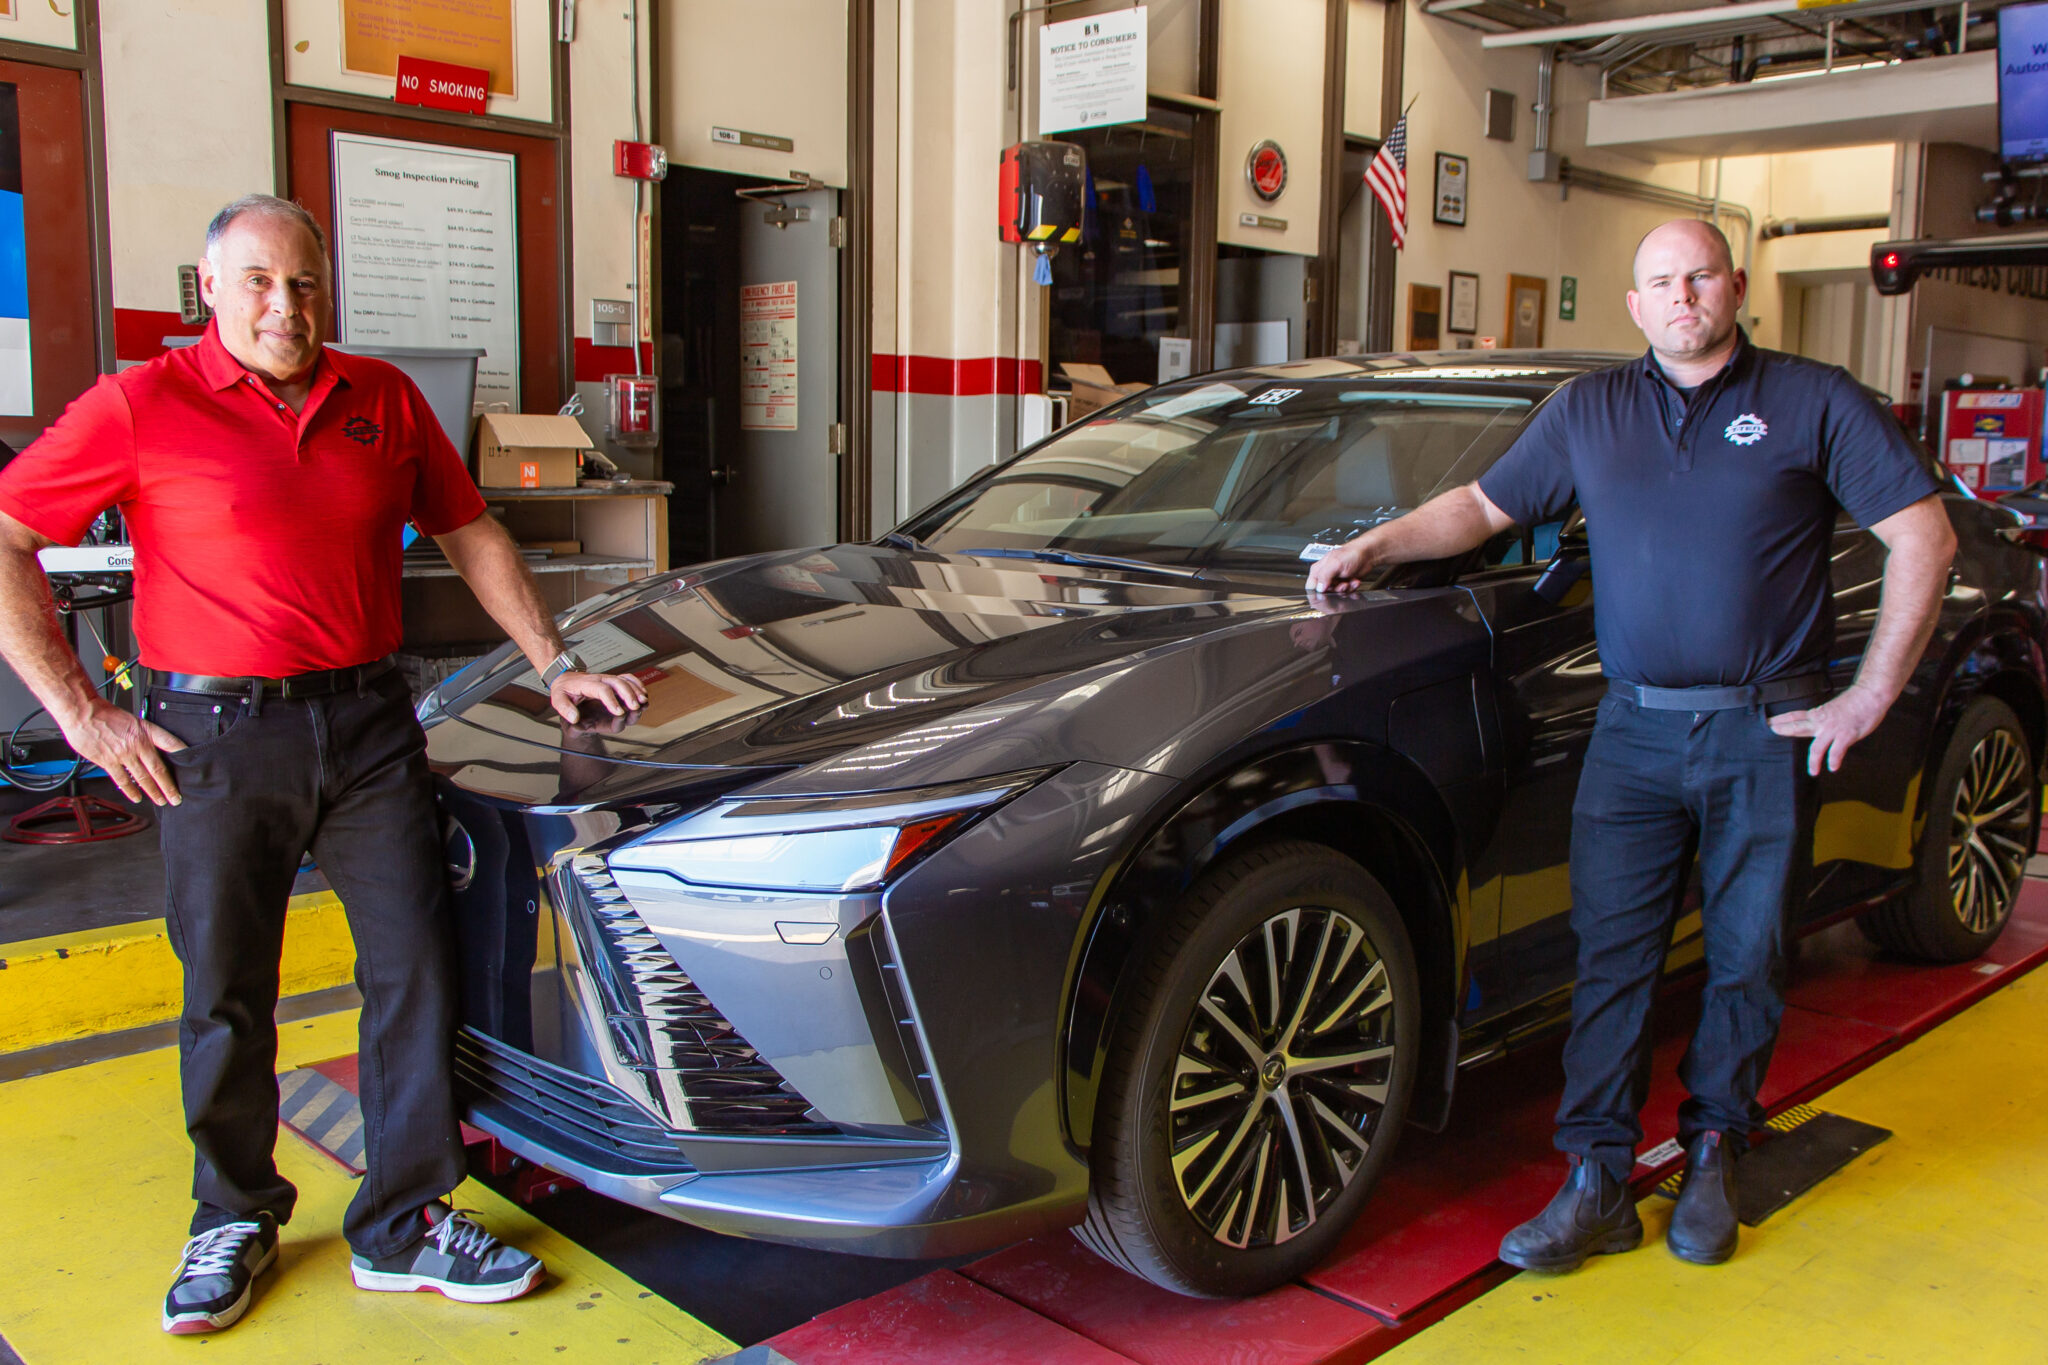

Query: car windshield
898;376;1539;575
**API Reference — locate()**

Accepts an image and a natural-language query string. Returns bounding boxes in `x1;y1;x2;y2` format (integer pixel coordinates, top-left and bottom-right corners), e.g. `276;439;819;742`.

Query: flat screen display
2001;1;2048;163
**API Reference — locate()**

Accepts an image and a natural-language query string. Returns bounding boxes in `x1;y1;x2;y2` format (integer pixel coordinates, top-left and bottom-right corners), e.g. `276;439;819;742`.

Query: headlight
609;769;1053;893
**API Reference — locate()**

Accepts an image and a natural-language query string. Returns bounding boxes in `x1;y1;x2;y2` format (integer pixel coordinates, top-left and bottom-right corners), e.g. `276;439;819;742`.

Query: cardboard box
474;413;594;489
1059;362;1149;421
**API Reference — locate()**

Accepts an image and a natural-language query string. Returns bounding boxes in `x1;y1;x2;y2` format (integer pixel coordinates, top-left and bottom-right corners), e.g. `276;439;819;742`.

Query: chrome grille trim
557;850;837;1137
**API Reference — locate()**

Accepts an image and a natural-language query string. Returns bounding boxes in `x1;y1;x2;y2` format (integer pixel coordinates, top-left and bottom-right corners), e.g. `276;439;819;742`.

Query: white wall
1344;0;1384;142
1216;0;1325;257
658;1;849;187
100;0;275;317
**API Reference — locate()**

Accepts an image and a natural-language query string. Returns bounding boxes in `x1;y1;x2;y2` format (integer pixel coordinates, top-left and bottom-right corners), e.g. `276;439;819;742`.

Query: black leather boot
1498;1156;1644;1272
1667;1131;1740;1265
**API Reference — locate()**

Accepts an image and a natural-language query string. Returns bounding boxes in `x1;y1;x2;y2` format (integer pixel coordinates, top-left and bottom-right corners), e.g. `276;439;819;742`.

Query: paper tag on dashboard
1299;542;1338;562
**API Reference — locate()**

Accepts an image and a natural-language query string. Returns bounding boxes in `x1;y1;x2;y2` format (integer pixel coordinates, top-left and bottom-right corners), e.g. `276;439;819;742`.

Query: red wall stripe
573;336;643;384
114;309;205;363
871;354;1045;397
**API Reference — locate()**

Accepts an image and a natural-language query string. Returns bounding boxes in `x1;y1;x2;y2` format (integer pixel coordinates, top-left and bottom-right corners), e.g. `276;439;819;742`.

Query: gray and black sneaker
162;1213;278;1334
350;1205;544;1303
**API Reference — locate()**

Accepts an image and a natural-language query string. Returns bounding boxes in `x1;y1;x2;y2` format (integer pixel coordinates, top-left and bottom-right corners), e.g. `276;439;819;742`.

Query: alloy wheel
1168;906;1399;1250
1947;726;2034;935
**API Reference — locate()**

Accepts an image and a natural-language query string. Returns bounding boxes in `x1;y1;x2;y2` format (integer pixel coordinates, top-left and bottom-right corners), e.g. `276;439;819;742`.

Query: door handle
709;465;736;486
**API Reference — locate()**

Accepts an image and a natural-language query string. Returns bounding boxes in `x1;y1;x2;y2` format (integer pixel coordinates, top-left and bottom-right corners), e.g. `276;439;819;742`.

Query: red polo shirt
0;326;487;676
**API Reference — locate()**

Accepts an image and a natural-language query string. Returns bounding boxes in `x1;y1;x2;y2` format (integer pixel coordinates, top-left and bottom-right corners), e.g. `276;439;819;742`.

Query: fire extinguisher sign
740;281;800;432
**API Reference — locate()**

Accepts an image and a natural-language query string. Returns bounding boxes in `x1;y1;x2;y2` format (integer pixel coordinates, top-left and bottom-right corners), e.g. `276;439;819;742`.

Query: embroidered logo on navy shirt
1724;413;1768;446
342;416;384;446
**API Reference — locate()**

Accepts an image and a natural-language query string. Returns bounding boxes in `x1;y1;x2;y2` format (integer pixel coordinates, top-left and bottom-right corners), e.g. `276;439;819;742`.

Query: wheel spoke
1309;1092;1372;1186
1313;958;1388;1036
1273;1091;1319;1240
1177;1100;1265;1208
1199;996;1267;1069
1276;914;1337;1053
1288;1044;1395;1076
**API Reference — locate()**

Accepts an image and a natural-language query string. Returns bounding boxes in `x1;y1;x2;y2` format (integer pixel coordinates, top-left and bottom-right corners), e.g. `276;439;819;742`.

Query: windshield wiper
876;529;929;552
957;546;1203;578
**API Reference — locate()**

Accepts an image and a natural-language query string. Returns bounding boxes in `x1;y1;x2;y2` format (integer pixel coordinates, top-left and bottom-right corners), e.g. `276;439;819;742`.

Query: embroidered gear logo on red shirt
342;416;385;446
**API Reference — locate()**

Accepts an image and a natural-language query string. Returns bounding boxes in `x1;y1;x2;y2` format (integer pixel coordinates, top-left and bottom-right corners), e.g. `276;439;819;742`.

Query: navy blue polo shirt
1478;332;1941;689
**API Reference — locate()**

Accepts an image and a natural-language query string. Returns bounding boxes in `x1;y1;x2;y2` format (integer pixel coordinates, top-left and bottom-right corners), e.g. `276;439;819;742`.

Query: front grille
454;1026;698;1177
562;852;837;1137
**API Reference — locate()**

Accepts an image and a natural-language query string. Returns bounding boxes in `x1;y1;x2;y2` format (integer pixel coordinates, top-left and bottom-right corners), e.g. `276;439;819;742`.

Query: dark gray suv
424;353;2044;1296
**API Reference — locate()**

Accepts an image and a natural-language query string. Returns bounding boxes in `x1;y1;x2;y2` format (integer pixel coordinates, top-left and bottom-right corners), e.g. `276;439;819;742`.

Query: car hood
423;544;1467;807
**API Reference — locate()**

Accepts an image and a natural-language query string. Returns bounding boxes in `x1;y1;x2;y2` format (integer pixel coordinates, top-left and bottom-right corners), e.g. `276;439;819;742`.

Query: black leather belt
1608;671;1828;712
147;656;394;703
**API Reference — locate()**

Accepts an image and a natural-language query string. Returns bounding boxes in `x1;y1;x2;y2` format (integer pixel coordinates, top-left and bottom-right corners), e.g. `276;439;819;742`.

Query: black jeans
152;667;464;1258
1556;692;1817;1179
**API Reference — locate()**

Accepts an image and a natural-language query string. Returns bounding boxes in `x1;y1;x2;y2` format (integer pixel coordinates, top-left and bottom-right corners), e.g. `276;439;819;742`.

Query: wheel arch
1061;742;1469;1153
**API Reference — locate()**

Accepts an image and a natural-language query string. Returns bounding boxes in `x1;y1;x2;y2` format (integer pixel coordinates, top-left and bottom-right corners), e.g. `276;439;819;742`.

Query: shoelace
426;1209;499;1262
179;1221;262;1279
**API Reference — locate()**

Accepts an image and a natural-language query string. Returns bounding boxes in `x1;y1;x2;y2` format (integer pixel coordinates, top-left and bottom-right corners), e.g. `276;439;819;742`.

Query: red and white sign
1247;140;1288;203
394;55;491;115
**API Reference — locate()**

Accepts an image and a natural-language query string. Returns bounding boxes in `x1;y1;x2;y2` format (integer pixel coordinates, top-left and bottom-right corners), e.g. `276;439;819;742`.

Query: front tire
1861;696;2036;962
1077;841;1422;1297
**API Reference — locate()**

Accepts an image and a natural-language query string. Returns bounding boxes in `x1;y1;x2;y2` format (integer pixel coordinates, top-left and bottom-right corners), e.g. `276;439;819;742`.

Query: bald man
1309;219;1954;1268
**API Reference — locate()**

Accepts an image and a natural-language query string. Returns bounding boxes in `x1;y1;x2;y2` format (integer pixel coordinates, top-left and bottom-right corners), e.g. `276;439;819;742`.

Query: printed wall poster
740;282;799;431
341;0;515;98
0;84;29;417
331;132;520;411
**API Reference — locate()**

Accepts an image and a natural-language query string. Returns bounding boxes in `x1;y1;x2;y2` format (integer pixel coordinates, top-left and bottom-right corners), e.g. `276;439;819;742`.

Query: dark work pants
152;667;464;1258
1556;692;1817;1180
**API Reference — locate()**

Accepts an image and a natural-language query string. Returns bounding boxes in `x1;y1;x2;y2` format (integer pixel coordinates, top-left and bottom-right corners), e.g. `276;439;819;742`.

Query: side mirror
1531;513;1589;604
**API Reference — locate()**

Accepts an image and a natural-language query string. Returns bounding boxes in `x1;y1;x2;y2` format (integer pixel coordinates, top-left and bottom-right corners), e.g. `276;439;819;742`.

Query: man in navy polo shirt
1308;219;1954;1269
0;196;648;1331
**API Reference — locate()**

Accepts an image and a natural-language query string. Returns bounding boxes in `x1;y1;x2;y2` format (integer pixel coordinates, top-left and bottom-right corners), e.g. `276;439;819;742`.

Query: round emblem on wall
1246;140;1289;203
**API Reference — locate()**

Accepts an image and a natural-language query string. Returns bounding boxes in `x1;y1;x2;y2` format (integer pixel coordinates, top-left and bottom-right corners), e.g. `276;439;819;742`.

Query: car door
1456;518;1607;1031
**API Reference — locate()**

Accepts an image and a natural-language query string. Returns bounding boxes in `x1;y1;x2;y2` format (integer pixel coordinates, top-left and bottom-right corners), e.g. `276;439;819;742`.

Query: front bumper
447;762;1172;1259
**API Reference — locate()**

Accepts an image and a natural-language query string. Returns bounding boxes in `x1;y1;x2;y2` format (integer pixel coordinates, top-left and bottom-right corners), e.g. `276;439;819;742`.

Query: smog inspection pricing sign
740;281;799;431
331;132;520;411
1039;5;1147;135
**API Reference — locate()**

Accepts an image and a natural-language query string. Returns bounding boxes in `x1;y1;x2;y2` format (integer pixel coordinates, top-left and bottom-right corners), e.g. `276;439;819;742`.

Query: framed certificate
1434;152;1469;227
1447;270;1479;334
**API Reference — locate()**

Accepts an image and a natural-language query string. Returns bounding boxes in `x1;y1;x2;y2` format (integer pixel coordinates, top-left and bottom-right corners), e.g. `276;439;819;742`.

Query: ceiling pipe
1760;214;1891;238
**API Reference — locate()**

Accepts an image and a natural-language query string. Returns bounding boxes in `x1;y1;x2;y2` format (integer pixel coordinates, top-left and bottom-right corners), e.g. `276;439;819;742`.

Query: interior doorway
660;166;841;566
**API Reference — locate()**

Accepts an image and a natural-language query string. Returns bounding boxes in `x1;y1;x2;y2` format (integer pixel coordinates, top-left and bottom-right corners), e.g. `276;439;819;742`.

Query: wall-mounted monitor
2001;1;2048;164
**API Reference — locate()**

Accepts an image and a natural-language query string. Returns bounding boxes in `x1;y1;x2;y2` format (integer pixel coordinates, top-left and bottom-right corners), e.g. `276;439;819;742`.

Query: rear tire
1860;696;2036;962
1076;841;1421;1297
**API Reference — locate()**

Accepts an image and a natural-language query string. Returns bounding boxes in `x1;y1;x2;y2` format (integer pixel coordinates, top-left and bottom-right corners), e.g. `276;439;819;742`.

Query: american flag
1364;115;1409;249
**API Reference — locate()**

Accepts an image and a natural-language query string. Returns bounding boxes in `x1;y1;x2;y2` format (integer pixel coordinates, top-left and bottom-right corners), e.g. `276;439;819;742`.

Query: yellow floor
1385;964;2048;1365
0;1008;735;1365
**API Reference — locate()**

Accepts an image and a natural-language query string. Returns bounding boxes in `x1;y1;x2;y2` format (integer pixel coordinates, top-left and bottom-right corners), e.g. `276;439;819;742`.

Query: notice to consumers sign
1039;6;1147;135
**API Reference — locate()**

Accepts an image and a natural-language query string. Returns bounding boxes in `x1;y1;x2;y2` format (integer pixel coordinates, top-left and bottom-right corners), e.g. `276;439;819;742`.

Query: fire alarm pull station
1000;141;1085;285
614;140;668;181
605;374;660;448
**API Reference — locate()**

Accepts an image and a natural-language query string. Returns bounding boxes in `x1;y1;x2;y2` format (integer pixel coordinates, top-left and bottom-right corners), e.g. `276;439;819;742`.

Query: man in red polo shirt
0;195;647;1333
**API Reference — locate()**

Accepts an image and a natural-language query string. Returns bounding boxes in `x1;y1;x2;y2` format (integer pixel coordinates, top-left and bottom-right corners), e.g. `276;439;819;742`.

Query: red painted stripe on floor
306;1051;488;1145
762;1270;1139;1364
962;1235;1388;1365
870;354;1045;396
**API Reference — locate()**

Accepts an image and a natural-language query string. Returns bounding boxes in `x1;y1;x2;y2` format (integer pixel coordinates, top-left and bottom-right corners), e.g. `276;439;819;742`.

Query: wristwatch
541;649;588;689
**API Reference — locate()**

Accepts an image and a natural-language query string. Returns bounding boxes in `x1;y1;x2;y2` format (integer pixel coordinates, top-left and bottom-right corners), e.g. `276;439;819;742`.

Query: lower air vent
560;852;837;1137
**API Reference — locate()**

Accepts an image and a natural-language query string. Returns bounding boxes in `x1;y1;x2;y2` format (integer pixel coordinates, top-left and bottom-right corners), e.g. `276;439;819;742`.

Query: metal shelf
402;553;656;580
479;481;673;501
